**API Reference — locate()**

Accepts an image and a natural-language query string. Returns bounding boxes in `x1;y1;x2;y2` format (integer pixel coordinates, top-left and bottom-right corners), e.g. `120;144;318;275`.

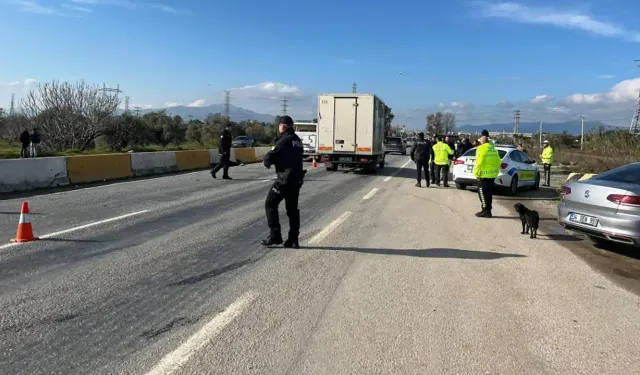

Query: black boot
210;170;216;179
415;182;421;187
475;210;492;218
223;175;232;180
261;232;283;246
283;238;299;249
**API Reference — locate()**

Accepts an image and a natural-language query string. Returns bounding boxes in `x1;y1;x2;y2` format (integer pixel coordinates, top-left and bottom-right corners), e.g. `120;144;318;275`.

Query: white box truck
293;121;318;159
317;93;387;172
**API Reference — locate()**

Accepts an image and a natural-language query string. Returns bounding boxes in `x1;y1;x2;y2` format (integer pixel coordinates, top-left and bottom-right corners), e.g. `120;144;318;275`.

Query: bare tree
442;112;456;134
21;80;120;151
426;112;444;135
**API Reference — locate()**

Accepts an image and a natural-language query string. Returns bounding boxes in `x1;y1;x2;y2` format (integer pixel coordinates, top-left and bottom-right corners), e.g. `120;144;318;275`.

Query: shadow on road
300;246;526;260
490;215;557;221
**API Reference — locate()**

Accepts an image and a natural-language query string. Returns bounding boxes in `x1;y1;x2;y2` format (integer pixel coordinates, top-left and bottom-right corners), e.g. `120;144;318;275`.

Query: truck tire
455;182;467;190
378;158;385;168
326;163;338;171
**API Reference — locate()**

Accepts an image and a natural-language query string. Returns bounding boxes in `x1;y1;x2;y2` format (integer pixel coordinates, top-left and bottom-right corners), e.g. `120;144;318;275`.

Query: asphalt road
1;155;639;375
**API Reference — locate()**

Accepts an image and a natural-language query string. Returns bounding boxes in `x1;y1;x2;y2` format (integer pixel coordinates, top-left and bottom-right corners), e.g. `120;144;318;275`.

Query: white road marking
144;291;258;375
383;159;413;182
307;211;353;245
0;210;150;251
362;188;379;200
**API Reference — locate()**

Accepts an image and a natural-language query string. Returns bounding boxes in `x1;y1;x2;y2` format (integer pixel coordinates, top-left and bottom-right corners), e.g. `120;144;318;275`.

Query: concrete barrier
1;146;275;194
175;150;210;171
254;147;271;160
0;157;69;193
130;151;178;176
233;148;258;164
67;154;133;184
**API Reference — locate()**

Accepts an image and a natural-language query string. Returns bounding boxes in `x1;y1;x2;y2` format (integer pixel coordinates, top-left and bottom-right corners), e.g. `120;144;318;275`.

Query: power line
281;96;288;115
513;110;520;134
352;82;357;93
124;96;130;113
9;93;15;115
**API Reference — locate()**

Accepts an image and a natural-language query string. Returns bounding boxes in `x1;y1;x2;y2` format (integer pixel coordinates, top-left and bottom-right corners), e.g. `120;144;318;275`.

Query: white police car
452;145;540;195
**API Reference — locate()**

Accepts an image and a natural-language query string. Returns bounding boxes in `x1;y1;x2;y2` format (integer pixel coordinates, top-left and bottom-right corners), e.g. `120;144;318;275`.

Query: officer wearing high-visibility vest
432;136;454;187
473;129;501;218
540;140;554;187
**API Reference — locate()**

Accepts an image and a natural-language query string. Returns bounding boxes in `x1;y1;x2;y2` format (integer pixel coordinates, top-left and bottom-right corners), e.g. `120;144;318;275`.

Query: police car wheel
455;182;467;190
508;175;519;196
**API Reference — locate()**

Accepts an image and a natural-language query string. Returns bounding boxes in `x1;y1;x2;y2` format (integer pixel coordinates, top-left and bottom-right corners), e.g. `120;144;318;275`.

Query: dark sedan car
384;137;406;155
231;136;255;148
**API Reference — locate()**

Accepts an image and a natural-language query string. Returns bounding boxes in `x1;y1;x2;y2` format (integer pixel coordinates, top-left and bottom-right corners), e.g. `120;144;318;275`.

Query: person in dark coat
211;123;233;179
19;129;30;158
261;116;306;248
410;132;433;187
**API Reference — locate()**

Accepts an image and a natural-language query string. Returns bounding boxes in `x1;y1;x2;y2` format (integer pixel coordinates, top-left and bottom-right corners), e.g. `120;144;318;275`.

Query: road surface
1;155;639;375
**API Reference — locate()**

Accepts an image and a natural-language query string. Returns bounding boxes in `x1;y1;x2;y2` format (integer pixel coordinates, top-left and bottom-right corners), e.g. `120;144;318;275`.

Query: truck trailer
317;93;387;172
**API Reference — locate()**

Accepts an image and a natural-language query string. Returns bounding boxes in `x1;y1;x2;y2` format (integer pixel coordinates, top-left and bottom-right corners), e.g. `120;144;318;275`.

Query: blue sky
1;0;640;127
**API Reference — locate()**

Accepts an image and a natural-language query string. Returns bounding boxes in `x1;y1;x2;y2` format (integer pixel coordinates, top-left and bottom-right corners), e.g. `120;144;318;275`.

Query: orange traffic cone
11;201;38;243
312;157;318;169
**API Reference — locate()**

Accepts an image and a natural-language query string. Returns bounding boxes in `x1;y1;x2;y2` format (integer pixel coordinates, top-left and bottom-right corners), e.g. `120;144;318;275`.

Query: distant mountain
456;121;624;136
123;104;276;123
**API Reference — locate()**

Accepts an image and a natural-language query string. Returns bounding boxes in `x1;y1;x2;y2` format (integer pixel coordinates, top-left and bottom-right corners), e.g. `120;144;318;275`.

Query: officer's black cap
481;129;489;137
418;132;425;138
279;115;294;127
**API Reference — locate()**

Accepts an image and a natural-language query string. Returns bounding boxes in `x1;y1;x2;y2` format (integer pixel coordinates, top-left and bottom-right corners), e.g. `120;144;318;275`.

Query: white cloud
564;78;640;104
10;0;61;15
531;95;554;104
23;78;38;86
0;81;21;86
231;81;304;100
187;99;207;107
549;106;570;114
449;101;466;108
597;75;614;79
474;2;640;42
164;101;179;107
149;3;191;14
61;4;93;12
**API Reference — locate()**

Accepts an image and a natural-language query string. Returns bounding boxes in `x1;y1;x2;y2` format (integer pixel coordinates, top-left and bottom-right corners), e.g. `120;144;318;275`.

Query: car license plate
466;165;474;172
339;157;351;162
468;159;475;164
569;213;599;227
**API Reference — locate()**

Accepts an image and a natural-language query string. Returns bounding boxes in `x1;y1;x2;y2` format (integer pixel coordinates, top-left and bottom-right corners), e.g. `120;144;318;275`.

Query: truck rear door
334;97;357;153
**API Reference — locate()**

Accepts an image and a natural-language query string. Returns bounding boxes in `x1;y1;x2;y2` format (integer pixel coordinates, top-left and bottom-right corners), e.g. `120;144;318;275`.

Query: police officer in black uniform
211;123;233;179
261;116;306;248
410;132;433;187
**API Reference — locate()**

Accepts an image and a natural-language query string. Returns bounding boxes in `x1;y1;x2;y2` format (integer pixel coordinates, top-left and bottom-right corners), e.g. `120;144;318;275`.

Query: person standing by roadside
432;136;453;187
30;128;41;158
540;140;554;187
19;129;30;158
410;132;433;188
211;123;233;180
473;130;501;218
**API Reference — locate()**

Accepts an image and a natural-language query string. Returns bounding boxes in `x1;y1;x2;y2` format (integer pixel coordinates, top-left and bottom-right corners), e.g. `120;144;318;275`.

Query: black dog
514;203;540;239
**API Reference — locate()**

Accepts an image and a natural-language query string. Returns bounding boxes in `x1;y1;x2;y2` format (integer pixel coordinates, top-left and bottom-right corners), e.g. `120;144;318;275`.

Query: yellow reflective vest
540;146;554;164
473;142;501;179
432;141;453;165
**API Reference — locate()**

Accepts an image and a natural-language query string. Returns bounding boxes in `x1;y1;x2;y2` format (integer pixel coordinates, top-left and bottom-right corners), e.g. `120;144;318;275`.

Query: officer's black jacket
218;129;232;155
264;129;304;185
410;139;434;161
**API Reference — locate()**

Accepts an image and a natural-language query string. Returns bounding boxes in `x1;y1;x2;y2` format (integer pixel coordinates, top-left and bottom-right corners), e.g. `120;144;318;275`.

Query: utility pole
134;106;141;116
9;93;15;115
629;90;640;135
513;110;520;135
124;96;130;113
539;120;543;147
352;82;357;93
281;96;288;115
579;115;585;150
223;90;231;120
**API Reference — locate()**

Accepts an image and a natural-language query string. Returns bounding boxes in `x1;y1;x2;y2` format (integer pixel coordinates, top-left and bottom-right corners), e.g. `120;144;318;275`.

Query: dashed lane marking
383;159;413;182
0;210;151;251
144;291;258;375
307;211;353;245
362;188;380;200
